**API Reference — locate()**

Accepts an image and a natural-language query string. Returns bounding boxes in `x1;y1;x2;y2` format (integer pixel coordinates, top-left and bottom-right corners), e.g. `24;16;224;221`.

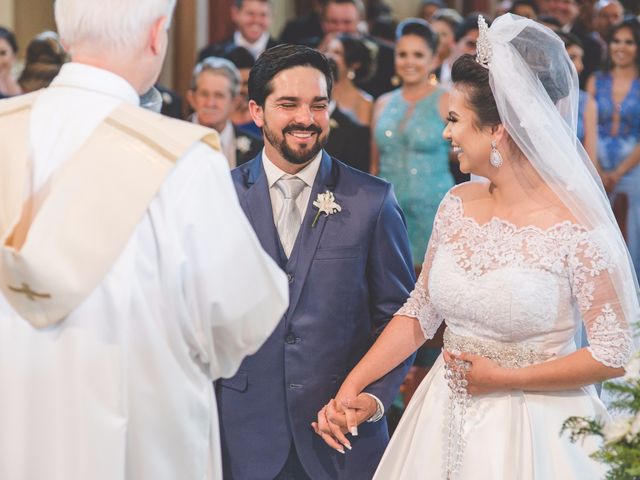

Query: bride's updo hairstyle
451;26;571;134
450;54;500;130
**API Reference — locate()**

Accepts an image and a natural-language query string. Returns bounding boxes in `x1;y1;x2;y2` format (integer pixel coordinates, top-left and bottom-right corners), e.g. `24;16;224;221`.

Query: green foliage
562;370;640;480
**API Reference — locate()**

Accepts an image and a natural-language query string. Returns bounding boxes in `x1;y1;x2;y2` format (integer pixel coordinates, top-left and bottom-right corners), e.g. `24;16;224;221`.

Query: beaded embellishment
442;329;552;478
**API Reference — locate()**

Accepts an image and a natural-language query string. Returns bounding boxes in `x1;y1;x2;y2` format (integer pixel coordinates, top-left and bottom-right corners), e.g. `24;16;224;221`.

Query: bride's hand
311;388;377;452
444;350;512;395
311;399;351;454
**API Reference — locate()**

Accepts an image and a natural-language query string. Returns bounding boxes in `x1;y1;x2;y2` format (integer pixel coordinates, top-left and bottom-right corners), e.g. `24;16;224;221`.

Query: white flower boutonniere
329;118;339;129
312;190;341;227
236;135;251;154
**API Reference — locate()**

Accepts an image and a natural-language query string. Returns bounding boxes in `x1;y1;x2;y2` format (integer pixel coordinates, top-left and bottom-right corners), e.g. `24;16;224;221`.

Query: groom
218;44;416;479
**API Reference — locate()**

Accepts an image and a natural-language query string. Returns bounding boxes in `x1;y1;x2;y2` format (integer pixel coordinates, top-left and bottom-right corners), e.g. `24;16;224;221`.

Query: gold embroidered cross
8;283;51;301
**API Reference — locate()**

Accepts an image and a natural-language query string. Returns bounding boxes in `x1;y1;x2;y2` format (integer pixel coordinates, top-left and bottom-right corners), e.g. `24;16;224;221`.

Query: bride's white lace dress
374;191;633;480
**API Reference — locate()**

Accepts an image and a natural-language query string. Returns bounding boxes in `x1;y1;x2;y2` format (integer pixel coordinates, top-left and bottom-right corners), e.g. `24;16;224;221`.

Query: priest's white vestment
0;63;288;480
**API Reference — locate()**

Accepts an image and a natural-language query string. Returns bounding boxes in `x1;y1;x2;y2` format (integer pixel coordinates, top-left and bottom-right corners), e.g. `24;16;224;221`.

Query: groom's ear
249;100;265;128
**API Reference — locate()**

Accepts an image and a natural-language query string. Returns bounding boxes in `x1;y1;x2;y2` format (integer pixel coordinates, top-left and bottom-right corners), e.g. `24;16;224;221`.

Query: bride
312;14;638;479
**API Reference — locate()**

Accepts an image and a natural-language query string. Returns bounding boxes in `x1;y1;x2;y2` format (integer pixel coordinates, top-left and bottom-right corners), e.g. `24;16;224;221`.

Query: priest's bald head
54;0;176;94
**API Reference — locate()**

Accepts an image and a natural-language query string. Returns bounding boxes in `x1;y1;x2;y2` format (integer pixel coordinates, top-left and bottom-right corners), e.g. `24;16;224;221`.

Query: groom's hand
311;399;351;453
331;394;377;435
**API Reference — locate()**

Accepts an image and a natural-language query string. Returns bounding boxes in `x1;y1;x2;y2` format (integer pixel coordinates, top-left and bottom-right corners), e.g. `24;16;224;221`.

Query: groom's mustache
282;123;322;135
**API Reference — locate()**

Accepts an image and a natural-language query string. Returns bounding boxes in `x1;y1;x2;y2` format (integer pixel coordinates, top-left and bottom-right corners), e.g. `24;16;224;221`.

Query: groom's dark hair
248;44;333;107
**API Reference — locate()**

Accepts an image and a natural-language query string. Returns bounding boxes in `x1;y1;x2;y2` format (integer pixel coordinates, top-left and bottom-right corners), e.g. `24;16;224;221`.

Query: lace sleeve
396;199;447;340
568;230;633;368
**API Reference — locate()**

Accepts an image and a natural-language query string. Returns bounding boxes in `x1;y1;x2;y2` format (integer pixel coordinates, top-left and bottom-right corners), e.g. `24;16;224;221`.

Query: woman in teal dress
371;18;453;422
372;18;453;269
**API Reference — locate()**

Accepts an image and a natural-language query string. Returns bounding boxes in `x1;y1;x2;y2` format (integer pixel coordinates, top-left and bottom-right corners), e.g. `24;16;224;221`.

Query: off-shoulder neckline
445;192;590;235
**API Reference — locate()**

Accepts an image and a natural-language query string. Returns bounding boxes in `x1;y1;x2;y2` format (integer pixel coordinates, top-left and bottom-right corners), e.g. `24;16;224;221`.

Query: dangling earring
490;140;503;168
391;75;402;87
346;69;356;81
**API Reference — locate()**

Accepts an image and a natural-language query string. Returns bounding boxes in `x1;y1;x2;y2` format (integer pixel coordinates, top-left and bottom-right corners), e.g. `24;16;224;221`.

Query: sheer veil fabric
371;16;638;479
484;14;639;346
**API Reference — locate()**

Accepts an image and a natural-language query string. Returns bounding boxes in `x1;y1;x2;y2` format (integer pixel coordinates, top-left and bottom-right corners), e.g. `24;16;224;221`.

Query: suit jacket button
287;273;294;284
285;333;296;344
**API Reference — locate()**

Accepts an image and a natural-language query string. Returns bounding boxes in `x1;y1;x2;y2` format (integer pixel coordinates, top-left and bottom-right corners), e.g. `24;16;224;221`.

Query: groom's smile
251;65;330;171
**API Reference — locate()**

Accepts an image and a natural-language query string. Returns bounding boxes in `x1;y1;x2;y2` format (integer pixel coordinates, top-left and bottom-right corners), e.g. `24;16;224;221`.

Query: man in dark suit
198;0;279;62
155;84;183;119
326;103;370;172
548;0;603;86
279;0;324;44
219;44;415;479
187;56;262;167
297;0;395;98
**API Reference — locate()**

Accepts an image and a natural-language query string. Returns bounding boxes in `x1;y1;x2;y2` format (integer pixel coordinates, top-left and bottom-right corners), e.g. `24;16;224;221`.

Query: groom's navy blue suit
218;150;415;479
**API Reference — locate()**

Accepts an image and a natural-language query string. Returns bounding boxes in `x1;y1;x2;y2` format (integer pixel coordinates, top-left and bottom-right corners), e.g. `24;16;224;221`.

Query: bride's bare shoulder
448;181;491;204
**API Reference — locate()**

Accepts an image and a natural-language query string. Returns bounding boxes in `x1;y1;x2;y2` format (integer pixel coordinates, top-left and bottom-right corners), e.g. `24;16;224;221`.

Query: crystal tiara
475;15;491;69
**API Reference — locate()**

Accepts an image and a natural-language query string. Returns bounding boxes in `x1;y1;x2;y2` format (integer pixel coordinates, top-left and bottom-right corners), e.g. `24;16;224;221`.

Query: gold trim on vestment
0;91;221;328
105;117;178;162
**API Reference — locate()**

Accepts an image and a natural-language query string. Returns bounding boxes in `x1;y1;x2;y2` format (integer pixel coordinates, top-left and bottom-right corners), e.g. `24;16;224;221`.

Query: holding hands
311;392;378;453
313;351;514;452
313;350;516;452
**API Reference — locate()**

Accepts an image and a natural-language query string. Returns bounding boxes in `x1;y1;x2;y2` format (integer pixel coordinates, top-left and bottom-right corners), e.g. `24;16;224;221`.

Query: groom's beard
263;120;328;165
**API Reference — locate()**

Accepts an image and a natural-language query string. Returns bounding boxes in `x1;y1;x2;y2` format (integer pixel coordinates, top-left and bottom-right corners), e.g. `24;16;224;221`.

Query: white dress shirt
234;30;270;59
262;148;322;226
0;63;288;480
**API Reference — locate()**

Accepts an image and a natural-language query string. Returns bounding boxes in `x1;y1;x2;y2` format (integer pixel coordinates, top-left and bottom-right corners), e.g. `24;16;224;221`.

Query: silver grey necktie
275;176;306;257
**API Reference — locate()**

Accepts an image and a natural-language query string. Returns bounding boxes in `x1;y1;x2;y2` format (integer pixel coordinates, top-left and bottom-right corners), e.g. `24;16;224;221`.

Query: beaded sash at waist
443;329;553;369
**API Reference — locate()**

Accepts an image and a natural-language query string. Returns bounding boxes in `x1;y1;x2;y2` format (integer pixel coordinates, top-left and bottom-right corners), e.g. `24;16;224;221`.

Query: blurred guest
593;0;625;57
223;45;261;136
587;19;640;277
496;0;514;17
548;0;603;85
326;104;371;172
279;0;324;44
595;0;625;38
367;2;397;44
325;58;371;171
453;14;485;58
536;0;552;14
187;57;262;168
155;84;183;119
510;0;540;19
431;8;463;86
324;34;373;125
18;31;67;93
372;19;453;267
418;0;444;23
371;18;454;423
538;13;563;29
558;31;599;163
198;0;279;62
320;0;395;98
0;26;20;97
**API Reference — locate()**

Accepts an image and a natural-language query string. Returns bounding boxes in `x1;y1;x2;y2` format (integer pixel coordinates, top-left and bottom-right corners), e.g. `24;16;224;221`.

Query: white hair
54;0;176;53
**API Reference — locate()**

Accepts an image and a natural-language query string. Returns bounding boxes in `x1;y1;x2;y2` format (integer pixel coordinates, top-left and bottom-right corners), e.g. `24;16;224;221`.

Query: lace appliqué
586;304;633;368
438;195;588;279
568;233;633;368
396;273;441;339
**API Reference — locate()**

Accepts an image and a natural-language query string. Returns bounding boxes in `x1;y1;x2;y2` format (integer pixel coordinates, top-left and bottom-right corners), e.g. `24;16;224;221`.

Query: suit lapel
287;151;337;315
240;156;285;264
